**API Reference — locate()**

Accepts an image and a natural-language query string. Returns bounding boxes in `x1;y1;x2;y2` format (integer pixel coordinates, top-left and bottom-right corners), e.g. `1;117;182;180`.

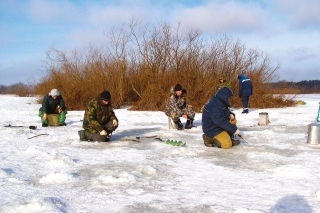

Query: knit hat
49;88;60;96
174;84;183;91
100;90;111;101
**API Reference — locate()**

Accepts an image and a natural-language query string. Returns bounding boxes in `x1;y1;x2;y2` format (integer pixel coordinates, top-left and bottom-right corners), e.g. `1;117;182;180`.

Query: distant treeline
0;83;33;96
270;80;320;93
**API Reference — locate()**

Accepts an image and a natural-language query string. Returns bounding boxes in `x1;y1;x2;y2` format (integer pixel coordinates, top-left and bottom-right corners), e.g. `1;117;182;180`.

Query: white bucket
307;123;320;144
259;112;269;125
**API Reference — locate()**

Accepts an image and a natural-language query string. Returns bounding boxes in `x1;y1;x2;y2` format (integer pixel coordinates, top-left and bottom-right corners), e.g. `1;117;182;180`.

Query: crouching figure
164;83;195;130
78;90;118;142
202;86;240;149
38;88;67;127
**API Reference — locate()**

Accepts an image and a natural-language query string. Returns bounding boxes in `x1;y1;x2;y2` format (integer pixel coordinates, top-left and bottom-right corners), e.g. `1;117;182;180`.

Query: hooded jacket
202;87;237;137
238;75;253;97
164;86;188;117
40;94;66;114
82;95;118;133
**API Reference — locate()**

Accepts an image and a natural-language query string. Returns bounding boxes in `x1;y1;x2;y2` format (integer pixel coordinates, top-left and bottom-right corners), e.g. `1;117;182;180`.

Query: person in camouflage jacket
165;83;195;130
78;90;118;142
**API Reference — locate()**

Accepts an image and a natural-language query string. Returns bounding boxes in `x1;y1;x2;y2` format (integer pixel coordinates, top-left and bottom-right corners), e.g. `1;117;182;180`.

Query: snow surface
1;94;320;213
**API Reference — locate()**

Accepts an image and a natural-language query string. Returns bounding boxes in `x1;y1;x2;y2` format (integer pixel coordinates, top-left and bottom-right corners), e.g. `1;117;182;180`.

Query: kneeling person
79;90;118;142
202;86;240;149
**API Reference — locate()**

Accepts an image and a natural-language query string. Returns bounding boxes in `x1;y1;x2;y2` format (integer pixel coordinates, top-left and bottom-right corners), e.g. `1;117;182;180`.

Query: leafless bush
33;20;295;111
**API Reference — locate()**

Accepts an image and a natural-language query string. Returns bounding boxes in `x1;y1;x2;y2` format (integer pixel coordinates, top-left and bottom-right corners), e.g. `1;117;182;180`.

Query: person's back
202;87;237;137
202;86;240;149
238;74;253;113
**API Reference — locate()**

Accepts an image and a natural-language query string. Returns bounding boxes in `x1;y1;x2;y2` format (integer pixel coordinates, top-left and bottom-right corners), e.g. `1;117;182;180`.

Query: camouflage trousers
79;120;118;142
168;107;195;122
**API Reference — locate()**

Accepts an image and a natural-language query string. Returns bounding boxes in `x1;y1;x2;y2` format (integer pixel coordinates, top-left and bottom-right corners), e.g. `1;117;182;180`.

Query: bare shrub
33;20;296;111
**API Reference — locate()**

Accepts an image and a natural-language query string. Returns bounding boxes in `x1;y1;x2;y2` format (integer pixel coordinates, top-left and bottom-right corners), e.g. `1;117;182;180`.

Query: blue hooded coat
238;74;253;97
202;87;238;138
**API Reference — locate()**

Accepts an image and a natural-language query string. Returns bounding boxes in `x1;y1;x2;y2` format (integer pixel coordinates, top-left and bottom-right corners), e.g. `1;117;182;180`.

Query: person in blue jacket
238;74;253;113
202;86;240;149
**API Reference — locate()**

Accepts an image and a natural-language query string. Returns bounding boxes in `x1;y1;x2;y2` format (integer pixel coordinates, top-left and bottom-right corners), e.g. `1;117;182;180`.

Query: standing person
165;83;195;130
38;88;67;127
238;74;253;114
78;90;118;142
202;86;240;149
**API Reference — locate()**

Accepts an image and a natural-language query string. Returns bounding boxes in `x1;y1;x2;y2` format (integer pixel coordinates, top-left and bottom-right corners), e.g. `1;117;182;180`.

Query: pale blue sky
1;0;320;85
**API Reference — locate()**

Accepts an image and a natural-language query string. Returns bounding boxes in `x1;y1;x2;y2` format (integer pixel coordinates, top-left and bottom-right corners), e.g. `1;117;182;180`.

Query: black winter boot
242;109;249;114
105;131;112;142
202;134;222;148
185;119;194;129
202;134;215;147
174;119;183;130
232;139;240;146
78;130;87;141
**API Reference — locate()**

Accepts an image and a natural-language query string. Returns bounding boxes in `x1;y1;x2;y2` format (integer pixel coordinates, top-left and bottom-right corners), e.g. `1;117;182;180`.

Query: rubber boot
202;134;215;147
232;139;240;146
185;118;194;129
242;109;249;114
174;119;183;130
38;110;48;127
58;110;67;126
78;130;87;141
202;134;221;147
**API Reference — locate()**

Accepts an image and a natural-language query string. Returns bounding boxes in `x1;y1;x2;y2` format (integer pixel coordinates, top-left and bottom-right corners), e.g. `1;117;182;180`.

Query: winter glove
56;105;62;113
235;129;240;135
229;113;235;120
229;113;236;124
100;130;107;136
113;119;118;126
229;118;237;125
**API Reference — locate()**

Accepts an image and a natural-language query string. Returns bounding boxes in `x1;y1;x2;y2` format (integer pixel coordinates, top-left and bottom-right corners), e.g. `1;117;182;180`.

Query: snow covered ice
1;94;320;213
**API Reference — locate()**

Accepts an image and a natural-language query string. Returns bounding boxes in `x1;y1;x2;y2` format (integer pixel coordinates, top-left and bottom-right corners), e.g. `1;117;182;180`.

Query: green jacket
82;96;118;133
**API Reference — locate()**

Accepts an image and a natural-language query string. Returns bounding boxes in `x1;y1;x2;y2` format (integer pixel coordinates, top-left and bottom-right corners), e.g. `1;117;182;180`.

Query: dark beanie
100;90;111;101
174;83;183;91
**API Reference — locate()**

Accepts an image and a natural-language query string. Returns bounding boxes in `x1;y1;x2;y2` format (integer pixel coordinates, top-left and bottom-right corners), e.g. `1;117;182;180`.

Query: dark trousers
241;96;249;108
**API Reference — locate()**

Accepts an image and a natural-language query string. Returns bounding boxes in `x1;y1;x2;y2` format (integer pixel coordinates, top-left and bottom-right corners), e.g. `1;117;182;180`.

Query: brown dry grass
32;20;296;111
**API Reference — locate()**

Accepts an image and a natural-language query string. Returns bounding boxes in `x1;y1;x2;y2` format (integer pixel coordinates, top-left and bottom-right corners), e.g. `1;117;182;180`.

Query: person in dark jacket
202;86;240;149
238;74;253;113
38;88;67;127
164;83;195;130
78;90;118;142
